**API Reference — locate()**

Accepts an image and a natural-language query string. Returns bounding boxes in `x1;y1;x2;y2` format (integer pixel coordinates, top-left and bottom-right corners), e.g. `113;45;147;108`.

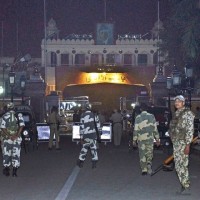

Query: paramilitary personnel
77;103;100;169
133;103;160;175
169;95;195;195
0;102;25;177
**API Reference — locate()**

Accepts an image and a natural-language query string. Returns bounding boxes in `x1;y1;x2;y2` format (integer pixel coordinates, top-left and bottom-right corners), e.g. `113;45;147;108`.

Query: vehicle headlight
165;132;169;137
165;141;170;146
22;130;31;141
23;130;29;136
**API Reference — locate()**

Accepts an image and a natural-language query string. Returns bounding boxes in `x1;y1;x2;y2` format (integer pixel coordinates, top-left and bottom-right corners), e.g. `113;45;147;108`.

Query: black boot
12;167;18;177
76;160;84;168
92;160;97;169
3;167;10;176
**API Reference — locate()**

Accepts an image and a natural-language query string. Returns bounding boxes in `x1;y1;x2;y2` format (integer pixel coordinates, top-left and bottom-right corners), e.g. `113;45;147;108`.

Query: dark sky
0;0;170;58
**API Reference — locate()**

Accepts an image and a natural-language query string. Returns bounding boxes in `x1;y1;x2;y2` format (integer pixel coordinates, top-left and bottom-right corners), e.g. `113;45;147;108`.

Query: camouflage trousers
79;138;98;161
2;137;22;168
138;141;154;172
173;140;190;188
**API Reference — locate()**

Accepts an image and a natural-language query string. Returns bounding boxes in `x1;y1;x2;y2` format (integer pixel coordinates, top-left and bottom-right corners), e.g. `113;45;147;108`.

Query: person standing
0;102;25;177
169;95;195;195
133;103;160;175
47;106;61;150
98;110;106;127
110;109;123;146
73;109;81;123
77;103;100;169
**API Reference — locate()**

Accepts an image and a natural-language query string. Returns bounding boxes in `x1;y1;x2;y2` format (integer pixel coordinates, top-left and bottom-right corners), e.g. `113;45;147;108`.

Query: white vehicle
58;96;89;135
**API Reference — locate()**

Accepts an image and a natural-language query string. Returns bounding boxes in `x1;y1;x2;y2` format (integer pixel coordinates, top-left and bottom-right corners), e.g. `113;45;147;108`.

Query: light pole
184;64;193;110
166;76;172;114
20;75;26;104
9;70;15;102
2;63;9;105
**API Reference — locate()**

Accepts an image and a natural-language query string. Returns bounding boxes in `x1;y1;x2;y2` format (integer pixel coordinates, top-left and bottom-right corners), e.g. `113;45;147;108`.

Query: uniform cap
7;102;15;109
174;95;185;102
85;103;92;110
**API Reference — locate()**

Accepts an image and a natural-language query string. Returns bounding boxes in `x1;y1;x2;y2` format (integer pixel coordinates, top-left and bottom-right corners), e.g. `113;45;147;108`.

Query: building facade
41;18;165;100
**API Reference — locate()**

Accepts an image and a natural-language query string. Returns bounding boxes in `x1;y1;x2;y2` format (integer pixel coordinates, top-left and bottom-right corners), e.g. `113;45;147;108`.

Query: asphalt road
0;135;200;200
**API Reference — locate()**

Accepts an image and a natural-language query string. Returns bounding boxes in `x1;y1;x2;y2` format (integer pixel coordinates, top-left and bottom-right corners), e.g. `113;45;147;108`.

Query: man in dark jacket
77;103;100;169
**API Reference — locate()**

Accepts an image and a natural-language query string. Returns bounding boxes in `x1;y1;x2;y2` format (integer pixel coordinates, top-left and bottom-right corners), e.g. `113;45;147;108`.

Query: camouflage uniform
0;117;3;150
78;111;100;163
133;111;159;173
0;110;25;169
169;107;194;188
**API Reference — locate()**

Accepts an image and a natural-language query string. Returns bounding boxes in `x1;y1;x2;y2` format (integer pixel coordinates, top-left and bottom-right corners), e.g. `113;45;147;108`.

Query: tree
160;0;200;71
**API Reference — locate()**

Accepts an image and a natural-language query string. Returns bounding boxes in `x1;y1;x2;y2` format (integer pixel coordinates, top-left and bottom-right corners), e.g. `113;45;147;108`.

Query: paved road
0;135;200;200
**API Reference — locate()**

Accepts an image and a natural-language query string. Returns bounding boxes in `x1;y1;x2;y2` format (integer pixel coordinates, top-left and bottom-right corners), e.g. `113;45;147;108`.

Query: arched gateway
63;83;148;111
56;66;152;111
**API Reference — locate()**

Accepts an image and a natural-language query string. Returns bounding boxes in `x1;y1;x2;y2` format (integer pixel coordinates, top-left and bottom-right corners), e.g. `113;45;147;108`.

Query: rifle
93;113;101;143
151;136;199;176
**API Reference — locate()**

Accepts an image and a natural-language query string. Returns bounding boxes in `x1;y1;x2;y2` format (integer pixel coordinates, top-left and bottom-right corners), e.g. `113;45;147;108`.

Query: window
51;52;57;67
75;54;85;65
61;54;69;65
91;54;99;65
153;52;158;65
123;54;132;66
106;54;120;65
138;54;147;65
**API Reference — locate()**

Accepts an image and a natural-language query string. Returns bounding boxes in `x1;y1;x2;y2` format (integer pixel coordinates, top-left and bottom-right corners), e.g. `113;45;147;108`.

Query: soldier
169;95;195;195
77;103;100;169
0;102;25;177
133;103;160;175
110;109;123;146
47;106;61;150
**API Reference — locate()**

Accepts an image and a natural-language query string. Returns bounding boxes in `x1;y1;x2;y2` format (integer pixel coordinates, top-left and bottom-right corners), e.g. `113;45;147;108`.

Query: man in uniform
169;95;195;195
47;106;61;150
110;109;123;146
77;103;100;169
133;103;160;175
0;102;25;177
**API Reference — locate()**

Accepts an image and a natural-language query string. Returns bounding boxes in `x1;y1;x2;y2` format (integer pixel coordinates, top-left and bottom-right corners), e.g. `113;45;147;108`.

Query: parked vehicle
147;106;172;155
15;105;37;152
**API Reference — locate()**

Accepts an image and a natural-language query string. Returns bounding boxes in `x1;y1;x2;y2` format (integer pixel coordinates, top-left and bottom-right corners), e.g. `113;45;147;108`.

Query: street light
171;65;182;87
20;75;26;104
0;86;3;95
9;71;16;102
166;64;194;110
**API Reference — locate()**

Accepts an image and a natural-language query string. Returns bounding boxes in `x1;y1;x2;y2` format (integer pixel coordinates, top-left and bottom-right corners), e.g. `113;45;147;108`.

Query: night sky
0;0;170;58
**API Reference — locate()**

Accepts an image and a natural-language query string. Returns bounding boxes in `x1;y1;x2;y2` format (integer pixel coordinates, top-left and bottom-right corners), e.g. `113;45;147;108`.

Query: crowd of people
0;95;197;196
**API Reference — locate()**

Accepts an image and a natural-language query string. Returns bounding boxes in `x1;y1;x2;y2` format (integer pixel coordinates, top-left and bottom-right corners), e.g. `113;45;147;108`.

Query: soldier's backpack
6;111;19;135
